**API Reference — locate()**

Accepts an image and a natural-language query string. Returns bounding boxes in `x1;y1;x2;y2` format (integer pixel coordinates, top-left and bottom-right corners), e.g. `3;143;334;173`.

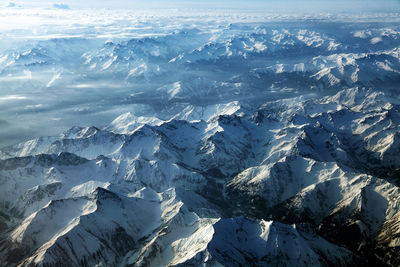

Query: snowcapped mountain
1;86;400;266
1;7;400;267
2;15;400;151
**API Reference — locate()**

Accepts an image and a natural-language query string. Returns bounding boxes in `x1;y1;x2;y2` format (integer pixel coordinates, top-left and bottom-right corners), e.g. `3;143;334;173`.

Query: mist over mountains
1;9;400;147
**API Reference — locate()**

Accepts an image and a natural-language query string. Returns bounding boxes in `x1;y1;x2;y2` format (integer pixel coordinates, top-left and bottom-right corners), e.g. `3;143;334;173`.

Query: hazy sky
6;0;400;12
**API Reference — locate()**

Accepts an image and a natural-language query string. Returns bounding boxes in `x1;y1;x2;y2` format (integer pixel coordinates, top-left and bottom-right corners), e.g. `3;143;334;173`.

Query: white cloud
53;3;69;9
0;95;27;101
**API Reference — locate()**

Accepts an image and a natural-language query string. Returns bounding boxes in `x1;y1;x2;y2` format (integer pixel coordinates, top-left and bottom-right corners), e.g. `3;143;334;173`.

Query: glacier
1;4;400;267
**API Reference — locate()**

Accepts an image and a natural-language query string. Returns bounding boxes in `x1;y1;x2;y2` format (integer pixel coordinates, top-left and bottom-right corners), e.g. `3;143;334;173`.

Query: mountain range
1;86;400;266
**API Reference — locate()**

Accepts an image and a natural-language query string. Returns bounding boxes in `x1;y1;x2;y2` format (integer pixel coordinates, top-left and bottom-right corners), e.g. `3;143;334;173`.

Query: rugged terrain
1;87;400;266
1;8;400;267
